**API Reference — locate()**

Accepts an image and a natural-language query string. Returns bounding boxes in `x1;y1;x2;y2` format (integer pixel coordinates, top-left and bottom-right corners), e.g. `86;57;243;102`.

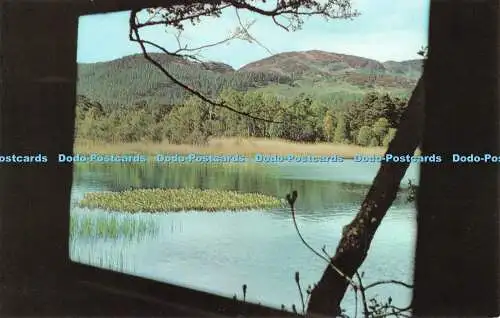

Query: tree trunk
306;74;426;317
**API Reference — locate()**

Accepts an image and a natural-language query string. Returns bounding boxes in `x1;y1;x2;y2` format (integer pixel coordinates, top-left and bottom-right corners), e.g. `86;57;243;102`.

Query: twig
234;8;274;55
364;280;413;290
129;10;281;124
370;302;412;318
294;271;306;315
354;272;369;317
286;191;359;289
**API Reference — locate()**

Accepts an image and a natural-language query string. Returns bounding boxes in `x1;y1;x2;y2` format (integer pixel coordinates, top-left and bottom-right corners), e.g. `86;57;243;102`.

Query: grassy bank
78;188;284;213
74;137;390;159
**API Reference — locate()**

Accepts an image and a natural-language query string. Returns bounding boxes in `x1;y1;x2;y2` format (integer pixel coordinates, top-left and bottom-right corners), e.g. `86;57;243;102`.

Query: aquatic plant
77;188;284;213
69;236;136;273
69;211;159;240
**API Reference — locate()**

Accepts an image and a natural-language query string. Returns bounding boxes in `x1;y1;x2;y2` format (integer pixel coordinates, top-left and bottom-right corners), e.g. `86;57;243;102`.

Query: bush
357;126;374;146
382;128;397;146
369;137;379;147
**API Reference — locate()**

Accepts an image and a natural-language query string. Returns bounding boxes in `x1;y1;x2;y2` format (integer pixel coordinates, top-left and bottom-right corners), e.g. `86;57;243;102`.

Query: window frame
0;0;499;316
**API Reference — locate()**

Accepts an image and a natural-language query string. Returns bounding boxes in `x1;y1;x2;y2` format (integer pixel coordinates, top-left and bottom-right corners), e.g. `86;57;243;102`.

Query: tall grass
69;211;160;273
70;210;160;240
69;235;136;272
74;137;388;158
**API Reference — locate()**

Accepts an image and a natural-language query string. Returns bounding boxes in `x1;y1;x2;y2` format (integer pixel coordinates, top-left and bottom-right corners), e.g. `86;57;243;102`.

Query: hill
76;50;423;110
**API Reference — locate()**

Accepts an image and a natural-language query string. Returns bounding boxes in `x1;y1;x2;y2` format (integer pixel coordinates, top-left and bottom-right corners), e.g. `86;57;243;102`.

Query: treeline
75;89;407;147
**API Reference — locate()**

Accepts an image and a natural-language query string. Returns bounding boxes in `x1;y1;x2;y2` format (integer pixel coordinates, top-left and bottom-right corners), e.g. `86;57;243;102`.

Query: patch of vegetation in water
70;212;159;240
77;188;284;213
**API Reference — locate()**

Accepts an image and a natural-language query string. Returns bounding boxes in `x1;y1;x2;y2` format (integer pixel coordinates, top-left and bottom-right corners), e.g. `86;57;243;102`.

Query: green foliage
372;117;390;146
76;52;421;112
369;137;379;147
77;54;295;109
70;212;159;240
373;118;390;139
356;126;374;147
164;96;211;145
323;110;336;142
333;112;349;143
383;128;397;147
75;50;415;146
75;87;408;147
343;93;406;145
78;188;284;213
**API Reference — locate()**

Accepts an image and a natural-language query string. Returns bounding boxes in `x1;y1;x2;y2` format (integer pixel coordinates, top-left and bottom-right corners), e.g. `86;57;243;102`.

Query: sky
77;0;430;69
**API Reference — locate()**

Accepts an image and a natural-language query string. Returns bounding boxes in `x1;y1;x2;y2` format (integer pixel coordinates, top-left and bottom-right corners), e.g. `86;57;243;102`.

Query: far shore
74;137;420;159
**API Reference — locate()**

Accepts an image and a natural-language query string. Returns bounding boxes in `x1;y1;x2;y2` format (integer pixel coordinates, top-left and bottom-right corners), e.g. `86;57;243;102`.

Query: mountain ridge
79;49;422;75
76;50;423;109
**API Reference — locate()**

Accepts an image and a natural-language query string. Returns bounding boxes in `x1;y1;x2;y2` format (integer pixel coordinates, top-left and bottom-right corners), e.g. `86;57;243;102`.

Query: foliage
77;51;421;112
373;118;390;142
383;128;397;147
356;126;374;147
77;54;297;109
417;46;428;59
78;188;284;213
323;110;336;142
75;89;407;147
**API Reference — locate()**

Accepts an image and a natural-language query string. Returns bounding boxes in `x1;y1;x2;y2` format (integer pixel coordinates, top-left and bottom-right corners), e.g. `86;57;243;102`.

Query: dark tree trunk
306;74;425;317
413;1;500;316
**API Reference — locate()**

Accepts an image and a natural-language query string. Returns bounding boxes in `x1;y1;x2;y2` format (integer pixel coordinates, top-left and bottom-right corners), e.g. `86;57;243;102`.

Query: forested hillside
77;53;294;109
77;50;422;110
76;50;422;147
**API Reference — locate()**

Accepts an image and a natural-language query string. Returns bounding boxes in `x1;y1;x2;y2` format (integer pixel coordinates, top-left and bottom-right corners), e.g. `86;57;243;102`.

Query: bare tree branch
272;15;292;31
139;4;232;28
146;0;359;32
364;280;413;291
286;191;359;289
355;272;369;317
129;9;281;123
234;8;274;55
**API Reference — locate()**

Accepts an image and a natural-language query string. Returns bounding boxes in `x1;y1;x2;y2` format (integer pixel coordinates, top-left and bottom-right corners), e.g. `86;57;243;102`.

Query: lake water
69;160;418;315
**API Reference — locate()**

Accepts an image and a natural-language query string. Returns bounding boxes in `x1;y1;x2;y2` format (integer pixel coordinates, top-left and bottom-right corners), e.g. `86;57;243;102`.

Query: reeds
73;137;389;158
70;211;159;240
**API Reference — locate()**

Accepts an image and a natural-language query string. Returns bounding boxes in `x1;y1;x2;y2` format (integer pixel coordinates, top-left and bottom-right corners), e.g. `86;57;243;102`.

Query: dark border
0;0;499;317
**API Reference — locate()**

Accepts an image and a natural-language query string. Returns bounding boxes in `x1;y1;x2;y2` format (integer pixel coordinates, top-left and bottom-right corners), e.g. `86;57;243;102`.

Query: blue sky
77;0;429;69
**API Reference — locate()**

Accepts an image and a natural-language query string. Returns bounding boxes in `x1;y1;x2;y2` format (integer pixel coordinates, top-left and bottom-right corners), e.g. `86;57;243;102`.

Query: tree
356;125;373;146
333;113;349;143
382;127;397;147
323;110;336;142
373;117;390;144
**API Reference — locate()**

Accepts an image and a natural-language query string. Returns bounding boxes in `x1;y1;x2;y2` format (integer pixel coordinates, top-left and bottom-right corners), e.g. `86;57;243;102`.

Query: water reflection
70;161;417;315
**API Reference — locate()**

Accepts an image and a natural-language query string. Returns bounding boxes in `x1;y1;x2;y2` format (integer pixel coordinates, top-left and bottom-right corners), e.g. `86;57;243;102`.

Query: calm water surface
69;160;418;314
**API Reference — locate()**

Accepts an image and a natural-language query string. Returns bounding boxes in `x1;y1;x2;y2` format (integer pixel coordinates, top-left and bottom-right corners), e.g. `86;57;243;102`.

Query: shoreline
74;137;392;159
